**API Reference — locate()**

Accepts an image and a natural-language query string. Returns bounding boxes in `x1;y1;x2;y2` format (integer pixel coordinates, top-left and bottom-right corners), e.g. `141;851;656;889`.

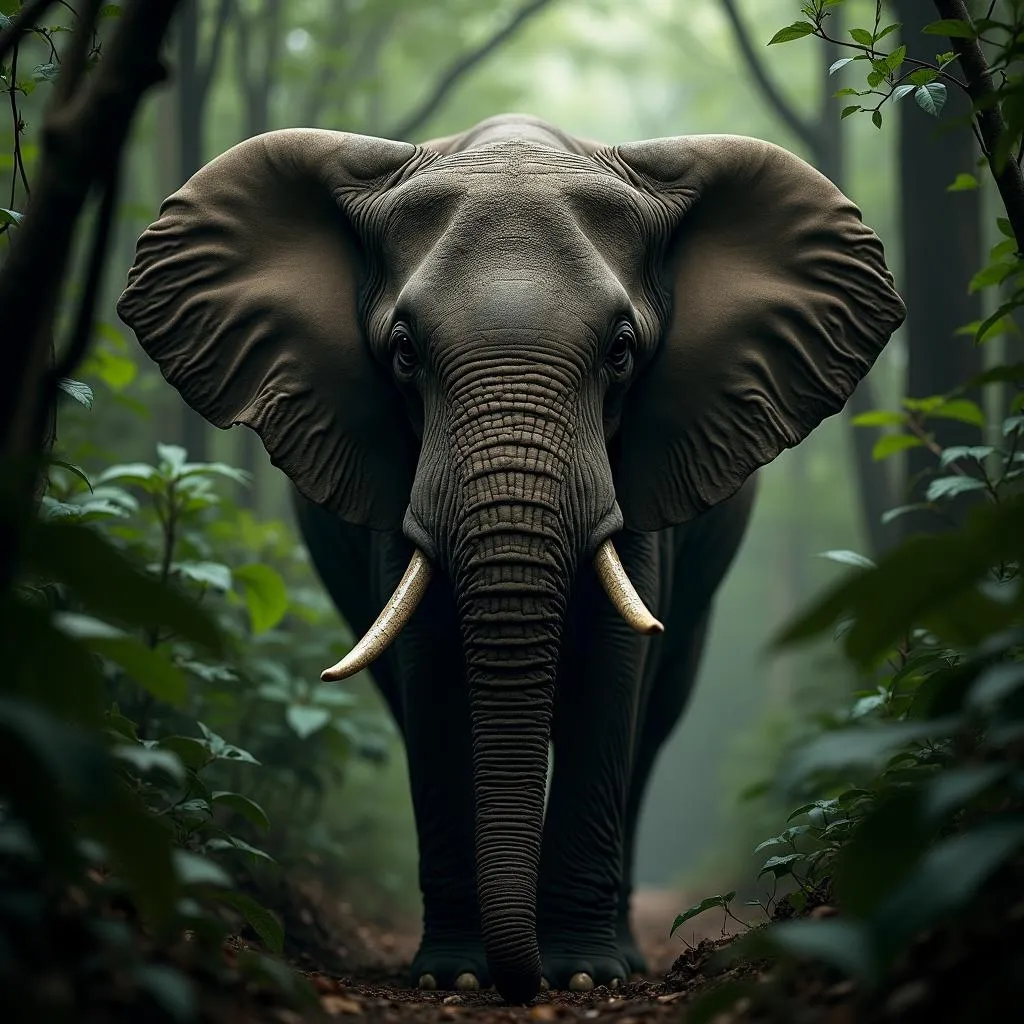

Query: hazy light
286;28;311;54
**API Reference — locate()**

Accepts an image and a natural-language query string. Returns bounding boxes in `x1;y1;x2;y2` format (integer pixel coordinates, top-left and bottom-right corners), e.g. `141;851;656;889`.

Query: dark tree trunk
894;0;984;525
175;0;209;461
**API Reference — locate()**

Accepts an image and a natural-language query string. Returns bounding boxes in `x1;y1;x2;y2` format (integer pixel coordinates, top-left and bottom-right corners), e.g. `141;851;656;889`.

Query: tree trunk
894;0;984;526
175;0;210;461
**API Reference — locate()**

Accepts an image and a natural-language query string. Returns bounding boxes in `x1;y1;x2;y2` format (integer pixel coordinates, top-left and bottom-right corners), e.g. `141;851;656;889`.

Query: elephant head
117;118;904;1001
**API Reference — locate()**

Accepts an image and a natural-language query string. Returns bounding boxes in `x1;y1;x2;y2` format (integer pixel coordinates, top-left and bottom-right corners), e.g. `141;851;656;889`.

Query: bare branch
932;0;1024;250
387;0;556;141
196;0;234;101
0;0;59;64
718;0;817;151
301;12;396;127
0;0;180;462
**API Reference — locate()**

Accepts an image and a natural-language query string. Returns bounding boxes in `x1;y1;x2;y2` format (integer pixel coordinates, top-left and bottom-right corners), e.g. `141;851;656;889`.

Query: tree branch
301;11;395;127
0;0;180;461
387;0;556;141
719;0;817;151
0;0;58;64
932;0;1024;251
195;0;234;102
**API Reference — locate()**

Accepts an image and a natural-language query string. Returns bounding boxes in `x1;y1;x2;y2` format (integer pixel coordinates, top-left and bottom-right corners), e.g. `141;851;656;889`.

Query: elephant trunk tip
491;963;542;1005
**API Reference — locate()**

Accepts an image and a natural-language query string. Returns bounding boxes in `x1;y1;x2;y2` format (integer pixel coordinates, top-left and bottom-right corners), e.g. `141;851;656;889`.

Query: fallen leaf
657;991;685;1004
321;994;363;1016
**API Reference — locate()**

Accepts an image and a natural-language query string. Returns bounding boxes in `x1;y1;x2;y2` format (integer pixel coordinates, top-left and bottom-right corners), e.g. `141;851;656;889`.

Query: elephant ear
612;135;905;531
117;128;418;529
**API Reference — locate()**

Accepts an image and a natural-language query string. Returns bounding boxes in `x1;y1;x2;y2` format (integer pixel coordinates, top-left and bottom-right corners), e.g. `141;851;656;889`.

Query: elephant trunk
451;462;572;1002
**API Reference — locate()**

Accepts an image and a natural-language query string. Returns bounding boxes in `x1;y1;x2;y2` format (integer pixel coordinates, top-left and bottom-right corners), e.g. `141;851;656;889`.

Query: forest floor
205;867;1024;1024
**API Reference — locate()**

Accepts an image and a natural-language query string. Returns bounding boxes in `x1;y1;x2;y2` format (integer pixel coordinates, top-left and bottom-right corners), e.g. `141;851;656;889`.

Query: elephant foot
539;935;629;992
615;922;649;977
410;933;490;992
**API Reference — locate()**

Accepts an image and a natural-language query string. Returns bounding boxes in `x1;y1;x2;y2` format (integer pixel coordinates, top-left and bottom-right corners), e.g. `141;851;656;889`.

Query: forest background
2;0;1011;940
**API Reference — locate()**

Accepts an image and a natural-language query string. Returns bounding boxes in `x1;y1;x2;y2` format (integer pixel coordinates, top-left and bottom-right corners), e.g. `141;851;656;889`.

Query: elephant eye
391;325;418;379
606;324;635;376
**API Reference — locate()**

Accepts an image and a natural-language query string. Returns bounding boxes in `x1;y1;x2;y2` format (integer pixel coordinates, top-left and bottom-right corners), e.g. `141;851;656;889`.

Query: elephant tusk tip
644;618;665;636
320;664;348;682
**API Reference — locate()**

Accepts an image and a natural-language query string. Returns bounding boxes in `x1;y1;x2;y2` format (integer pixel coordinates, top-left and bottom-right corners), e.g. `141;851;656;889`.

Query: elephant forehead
378;148;652;272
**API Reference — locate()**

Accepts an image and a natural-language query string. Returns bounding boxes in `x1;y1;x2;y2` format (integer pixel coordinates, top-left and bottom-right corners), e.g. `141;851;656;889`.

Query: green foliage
672;4;1024;1012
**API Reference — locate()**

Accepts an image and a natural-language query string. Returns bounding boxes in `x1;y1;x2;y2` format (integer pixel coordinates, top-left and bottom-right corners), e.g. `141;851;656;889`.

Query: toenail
610;977;622;990
455;972;479;991
540;977;550;991
569;972;594;992
418;973;437;990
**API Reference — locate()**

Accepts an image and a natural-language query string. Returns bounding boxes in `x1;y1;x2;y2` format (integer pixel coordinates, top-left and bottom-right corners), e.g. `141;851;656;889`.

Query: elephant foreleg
536;529;662;991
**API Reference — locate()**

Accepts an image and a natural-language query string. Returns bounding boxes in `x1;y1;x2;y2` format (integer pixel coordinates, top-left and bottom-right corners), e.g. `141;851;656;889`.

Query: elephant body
117;114;905;1001
294;471;756;991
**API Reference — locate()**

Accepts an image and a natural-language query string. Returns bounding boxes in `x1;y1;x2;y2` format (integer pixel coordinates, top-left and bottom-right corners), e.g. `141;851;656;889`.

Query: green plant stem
931;0;1024;252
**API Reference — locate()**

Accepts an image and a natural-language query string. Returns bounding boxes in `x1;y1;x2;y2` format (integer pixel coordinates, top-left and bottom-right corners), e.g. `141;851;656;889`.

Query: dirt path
261;888;723;1024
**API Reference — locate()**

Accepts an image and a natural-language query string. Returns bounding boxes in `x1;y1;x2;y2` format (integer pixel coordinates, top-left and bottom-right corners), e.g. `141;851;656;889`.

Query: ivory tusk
321;549;433;682
594;538;664;636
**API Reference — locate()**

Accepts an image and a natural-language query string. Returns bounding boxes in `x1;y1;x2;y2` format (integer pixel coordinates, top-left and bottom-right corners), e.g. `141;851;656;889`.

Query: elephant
117;113;905;1003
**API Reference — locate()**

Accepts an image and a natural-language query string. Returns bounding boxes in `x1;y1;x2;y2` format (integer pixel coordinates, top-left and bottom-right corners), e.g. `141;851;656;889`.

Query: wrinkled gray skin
117;114;905;1003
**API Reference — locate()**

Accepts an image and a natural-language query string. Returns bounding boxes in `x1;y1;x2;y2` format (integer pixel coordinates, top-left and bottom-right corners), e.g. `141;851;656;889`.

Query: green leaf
173;850;232;887
948;173;979;191
968;260;1014;292
233;563;288;634
849;27;874;45
871;108;883;129
58;378;94;409
841;104;862;119
874;820;1024;956
670;892;736;936
765;918;877;981
915;82;947;117
54;612;188;705
212;890;283;953
938;445;995;469
205;835;276;864
211;791;271;830
180;461;251;486
157;443;188;476
82;341;137;390
0;206;23;225
757;852;804;879
26;521;223;654
96;462;159;488
782;718;963;787
156;736;212;770
872;434;923;460
852;409;907;427
927;398;986;427
967;661;1024;710
909;68;938;86
921;765;1005;819
817;550;876;570
769;21;816;44
112;745;186;783
133;965;195;1023
881;503;931;526
892;84;915;102
886;45;906;72
923;18;977;38
829;57;854;74
924;476;988;501
173;561;232;591
286;704;331;738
